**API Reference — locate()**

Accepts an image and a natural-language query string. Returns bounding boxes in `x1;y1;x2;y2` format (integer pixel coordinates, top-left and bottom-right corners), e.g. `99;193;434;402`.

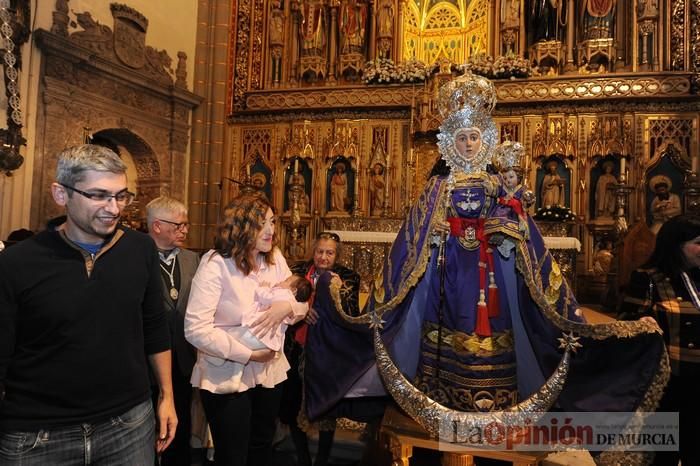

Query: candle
294;158;299;173
693;154;699;174
619;156;626;175
246;164;251;177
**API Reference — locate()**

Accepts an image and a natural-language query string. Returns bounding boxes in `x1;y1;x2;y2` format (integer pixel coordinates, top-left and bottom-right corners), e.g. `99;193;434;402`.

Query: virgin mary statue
304;73;668;466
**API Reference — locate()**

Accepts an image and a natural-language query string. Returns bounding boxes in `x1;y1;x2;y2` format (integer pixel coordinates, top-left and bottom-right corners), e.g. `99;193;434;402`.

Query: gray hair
55;144;126;187
146;196;188;228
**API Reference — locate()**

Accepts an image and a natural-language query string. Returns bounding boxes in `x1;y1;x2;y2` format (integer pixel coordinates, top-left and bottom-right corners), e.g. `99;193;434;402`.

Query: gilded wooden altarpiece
226;0;700;302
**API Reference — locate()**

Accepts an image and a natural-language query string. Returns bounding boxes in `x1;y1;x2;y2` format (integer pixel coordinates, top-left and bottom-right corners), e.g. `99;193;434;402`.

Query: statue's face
502;169;519;189
454;128;482;161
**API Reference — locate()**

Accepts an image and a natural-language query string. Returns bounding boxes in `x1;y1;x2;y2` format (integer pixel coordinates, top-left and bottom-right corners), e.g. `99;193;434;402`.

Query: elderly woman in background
619;214;700;466
280;231;361;466
185;193;307;466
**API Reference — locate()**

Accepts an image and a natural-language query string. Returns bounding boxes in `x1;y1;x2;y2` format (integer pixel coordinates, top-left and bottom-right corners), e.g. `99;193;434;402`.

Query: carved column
269;6;285;87
289;0;301;84
691;0;700;89
637;0;659;71
441;454;475;466
368;0;376;60
397;0;406;60
189;0;233;248
328;1;338;83
564;0;575;71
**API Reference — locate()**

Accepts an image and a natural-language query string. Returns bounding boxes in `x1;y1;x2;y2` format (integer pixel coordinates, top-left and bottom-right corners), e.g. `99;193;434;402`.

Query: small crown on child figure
492;140;524;173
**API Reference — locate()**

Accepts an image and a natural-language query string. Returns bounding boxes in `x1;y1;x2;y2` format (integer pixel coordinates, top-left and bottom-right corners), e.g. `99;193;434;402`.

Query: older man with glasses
0;144;176;465
146;196;200;466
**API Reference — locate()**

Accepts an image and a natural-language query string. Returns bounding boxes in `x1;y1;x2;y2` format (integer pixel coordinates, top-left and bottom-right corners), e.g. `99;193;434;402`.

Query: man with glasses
146;196;200;466
0;144;176;465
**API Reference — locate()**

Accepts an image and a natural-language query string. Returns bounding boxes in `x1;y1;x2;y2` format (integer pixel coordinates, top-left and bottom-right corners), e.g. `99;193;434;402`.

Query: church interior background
1;0;699;310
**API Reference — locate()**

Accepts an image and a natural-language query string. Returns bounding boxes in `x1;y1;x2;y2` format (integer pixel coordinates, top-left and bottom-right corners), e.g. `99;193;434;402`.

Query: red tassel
475;291;492;337
488;272;500;317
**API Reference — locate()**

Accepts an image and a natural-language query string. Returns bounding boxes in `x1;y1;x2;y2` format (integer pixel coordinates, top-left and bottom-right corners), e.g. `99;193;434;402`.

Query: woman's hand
305;307;319;324
250;301;292;339
249;349;276;363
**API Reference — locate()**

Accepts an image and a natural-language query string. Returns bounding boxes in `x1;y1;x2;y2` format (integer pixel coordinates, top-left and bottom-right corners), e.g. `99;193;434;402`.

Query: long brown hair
214;193;276;275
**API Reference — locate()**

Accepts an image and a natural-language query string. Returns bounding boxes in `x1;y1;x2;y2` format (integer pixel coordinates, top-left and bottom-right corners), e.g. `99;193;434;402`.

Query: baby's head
281;274;313;302
501;168;520;189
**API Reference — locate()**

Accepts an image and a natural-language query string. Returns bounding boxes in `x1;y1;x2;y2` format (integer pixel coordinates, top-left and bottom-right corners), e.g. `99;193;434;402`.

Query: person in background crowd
0;144;176;465
619;214;700;466
146;196;200;466
281;231;361;466
185;193;307;466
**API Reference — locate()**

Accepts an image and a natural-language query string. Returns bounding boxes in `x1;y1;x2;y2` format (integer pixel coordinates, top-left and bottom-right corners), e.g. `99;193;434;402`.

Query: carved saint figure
595;160;617;218
581;0;617;40
501;0;521;29
287;172;310;214
339;0;367;54
300;0;327;56
269;7;285;46
649;175;682;235
540;160;565;207
369;163;385;216
330;163;348;212
530;0;563;42
374;0;394;57
376;0;394;39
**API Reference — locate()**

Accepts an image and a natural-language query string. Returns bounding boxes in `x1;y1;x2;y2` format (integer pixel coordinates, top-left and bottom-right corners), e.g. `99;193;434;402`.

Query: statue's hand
522;190;535;206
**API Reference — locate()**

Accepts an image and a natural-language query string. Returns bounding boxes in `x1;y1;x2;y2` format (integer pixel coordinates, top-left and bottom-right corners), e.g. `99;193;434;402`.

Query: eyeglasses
60;183;135;206
316;231;340;242
157;218;190;232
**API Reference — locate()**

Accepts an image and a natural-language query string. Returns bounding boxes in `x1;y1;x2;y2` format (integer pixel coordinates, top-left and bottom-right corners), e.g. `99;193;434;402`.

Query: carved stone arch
31;17;201;231
91;128;163;206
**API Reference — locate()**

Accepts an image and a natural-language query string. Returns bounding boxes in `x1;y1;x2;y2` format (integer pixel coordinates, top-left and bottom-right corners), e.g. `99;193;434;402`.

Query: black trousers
200;384;283;466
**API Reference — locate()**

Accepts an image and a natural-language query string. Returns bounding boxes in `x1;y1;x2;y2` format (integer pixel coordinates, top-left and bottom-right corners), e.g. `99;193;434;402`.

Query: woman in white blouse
185;193;308;466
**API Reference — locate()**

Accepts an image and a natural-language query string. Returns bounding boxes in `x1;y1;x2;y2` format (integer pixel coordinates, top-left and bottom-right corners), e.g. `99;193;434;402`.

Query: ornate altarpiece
221;0;700;305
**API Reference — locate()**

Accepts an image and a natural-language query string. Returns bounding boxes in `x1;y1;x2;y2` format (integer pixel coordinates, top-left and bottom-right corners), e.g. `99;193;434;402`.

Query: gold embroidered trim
423;326;515;357
413;380;519;412
421;351;516;371
419;364;517;388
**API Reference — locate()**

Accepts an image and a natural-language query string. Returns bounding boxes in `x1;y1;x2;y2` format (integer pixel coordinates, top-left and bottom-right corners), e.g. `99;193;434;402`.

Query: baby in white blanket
213;274;312;391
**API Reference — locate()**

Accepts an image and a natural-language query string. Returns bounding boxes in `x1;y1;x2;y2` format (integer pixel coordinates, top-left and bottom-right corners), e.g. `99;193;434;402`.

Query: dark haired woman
619;214;700;466
185;193;308;466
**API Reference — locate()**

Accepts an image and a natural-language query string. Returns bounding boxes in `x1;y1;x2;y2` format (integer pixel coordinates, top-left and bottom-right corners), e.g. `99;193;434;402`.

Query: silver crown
492;141;525;172
437;72;497;119
436;73;498;175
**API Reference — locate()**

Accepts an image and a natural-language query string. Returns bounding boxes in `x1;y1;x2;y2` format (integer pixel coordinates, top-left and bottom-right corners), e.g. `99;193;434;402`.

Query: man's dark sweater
0;227;170;430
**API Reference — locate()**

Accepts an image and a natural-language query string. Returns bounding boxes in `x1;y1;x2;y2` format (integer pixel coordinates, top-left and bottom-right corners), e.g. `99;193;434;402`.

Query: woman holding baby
185;193;308;466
